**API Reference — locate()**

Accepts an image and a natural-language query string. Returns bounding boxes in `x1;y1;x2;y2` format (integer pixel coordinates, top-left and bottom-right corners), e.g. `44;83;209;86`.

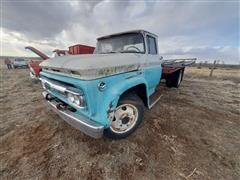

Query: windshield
96;33;145;54
15;58;24;62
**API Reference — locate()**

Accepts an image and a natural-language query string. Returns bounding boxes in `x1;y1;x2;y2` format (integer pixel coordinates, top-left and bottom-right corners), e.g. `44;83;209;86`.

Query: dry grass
0;64;240;179
185;67;240;83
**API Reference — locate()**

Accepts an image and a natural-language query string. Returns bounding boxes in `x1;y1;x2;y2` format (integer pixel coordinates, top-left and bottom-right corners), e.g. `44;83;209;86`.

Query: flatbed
149;58;196;107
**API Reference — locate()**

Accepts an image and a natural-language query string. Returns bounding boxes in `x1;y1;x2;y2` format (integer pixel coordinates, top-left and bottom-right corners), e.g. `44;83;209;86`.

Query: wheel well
120;84;148;107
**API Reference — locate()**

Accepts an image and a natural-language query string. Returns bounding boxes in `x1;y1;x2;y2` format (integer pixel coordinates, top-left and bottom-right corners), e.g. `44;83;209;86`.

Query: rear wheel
104;93;144;139
166;69;184;88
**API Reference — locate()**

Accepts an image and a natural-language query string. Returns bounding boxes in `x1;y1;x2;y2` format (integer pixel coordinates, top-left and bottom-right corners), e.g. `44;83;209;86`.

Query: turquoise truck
39;30;195;139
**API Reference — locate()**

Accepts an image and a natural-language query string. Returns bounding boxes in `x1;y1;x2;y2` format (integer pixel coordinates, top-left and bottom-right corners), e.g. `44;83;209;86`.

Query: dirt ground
0;66;239;180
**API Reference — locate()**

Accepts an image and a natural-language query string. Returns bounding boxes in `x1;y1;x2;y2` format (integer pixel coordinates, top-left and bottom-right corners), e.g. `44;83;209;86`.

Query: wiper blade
108;51;118;53
101;51;118;54
100;50;142;54
120;50;141;53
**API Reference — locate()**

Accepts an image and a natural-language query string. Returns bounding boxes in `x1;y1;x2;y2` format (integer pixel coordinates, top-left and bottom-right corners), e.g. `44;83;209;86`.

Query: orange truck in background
26;44;95;80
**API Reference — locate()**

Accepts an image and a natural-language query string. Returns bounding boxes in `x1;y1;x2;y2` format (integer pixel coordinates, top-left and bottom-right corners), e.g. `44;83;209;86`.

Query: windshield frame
96;32;146;54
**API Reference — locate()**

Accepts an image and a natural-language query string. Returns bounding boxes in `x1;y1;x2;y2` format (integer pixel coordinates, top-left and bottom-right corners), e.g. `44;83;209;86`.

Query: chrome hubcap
110;104;138;134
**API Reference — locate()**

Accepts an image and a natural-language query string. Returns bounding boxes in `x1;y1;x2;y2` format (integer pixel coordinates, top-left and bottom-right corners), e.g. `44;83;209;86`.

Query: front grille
40;76;86;109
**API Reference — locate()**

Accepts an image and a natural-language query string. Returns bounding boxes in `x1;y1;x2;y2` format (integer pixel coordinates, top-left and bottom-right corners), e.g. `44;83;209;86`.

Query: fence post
198;61;202;69
209;60;217;77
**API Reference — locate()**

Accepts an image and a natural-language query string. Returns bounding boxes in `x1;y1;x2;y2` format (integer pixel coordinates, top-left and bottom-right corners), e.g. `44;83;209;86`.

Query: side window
147;35;157;54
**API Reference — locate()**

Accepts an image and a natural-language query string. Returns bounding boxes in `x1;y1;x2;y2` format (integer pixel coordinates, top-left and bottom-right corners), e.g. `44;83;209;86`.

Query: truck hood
25;46;49;60
40;53;144;80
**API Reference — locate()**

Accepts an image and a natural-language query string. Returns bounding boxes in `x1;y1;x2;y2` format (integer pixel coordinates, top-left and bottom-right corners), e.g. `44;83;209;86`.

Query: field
0;65;239;179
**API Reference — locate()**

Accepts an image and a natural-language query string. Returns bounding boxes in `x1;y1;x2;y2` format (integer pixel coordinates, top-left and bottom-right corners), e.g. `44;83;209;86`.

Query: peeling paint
98;64;138;76
107;101;115;121
40;53;145;80
40;50;162;81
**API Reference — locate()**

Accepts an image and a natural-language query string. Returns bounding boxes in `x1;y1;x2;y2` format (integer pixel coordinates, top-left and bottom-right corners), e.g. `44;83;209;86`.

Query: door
144;34;162;94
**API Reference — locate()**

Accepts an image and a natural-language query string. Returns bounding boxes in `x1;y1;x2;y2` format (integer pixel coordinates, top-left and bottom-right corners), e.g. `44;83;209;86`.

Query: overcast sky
1;0;239;64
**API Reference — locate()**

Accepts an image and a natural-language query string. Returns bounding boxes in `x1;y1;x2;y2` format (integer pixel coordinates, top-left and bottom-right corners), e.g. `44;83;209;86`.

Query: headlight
67;92;85;108
67;93;75;103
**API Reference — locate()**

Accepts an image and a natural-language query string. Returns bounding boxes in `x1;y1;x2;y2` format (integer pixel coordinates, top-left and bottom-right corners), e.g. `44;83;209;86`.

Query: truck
26;44;95;80
39;30;195;139
12;58;28;68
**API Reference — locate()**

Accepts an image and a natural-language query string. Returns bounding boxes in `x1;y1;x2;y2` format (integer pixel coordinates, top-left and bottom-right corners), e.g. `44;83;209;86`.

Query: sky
1;0;239;64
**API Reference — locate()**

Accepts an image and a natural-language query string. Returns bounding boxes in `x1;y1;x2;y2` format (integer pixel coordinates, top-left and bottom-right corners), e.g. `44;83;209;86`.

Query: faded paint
40;69;160;127
40;53;146;80
39;30;163;134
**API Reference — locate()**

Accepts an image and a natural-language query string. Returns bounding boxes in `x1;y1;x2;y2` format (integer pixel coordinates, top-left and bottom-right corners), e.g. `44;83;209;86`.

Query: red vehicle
69;44;95;55
26;44;95;80
26;46;49;80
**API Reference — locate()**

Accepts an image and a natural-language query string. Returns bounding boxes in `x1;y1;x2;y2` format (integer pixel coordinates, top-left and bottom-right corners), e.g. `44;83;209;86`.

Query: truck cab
39;30;174;139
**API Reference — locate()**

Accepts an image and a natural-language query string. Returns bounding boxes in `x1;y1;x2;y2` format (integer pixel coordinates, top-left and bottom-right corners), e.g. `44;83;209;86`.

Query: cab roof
97;29;158;40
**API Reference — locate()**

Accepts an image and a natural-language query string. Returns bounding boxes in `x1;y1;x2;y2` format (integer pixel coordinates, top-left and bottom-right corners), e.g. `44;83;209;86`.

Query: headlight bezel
66;91;86;108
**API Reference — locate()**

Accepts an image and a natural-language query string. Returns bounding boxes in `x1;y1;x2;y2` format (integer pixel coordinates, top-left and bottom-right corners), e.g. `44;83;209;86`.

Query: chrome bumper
30;71;38;80
42;91;104;138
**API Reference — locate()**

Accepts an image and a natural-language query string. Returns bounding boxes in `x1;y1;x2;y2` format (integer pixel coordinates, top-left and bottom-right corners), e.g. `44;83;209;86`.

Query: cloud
2;0;74;39
1;0;239;64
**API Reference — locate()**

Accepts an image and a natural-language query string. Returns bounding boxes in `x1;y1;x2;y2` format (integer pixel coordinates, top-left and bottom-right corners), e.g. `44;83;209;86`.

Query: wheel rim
110;104;138;134
177;70;182;86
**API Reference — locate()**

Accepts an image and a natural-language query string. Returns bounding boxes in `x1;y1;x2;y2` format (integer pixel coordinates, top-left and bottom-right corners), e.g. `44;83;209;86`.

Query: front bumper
42;91;104;138
30;71;38;80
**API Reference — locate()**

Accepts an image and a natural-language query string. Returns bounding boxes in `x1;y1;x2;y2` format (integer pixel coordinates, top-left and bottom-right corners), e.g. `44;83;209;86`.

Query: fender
93;71;149;127
106;73;149;105
40;70;150;128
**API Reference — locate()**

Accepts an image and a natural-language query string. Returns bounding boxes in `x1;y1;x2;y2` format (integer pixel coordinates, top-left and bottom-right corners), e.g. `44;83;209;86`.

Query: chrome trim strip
39;78;82;95
40;77;66;93
42;92;104;138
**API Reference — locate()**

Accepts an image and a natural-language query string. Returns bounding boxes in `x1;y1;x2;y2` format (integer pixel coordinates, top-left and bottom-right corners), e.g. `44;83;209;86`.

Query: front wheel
104;93;144;139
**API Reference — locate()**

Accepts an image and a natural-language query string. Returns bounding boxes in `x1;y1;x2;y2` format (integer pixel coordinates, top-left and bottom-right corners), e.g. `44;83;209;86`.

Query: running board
148;83;163;109
149;94;162;109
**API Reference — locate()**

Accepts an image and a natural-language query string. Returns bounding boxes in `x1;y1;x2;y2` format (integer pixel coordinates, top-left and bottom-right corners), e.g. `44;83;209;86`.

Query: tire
104;93;144;139
166;69;184;88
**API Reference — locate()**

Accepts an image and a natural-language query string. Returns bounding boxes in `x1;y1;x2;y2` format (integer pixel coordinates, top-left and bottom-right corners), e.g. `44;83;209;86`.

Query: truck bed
149;58;196;108
162;58;196;75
